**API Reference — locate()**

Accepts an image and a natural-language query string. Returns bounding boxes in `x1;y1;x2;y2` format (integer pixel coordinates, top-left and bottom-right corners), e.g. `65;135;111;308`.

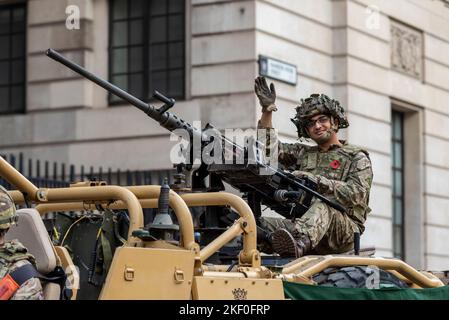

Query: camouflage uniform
0;240;44;300
257;95;373;254
0;186;44;300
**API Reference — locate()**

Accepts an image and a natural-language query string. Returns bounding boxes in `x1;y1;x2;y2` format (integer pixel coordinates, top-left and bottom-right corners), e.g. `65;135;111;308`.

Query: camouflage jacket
0;240;44;300
258;126;373;233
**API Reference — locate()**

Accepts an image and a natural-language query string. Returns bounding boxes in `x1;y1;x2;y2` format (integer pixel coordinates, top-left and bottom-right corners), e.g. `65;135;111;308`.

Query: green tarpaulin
283;281;449;300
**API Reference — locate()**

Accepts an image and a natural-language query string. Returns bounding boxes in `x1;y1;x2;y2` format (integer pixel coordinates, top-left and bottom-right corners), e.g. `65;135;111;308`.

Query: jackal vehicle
0;49;447;300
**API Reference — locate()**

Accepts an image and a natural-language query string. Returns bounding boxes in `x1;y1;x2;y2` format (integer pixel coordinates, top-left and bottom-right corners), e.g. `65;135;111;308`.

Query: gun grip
153;90;175;107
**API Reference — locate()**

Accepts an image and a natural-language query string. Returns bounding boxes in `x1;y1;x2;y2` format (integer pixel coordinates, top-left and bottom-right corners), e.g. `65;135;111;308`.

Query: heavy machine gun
46;48;346;221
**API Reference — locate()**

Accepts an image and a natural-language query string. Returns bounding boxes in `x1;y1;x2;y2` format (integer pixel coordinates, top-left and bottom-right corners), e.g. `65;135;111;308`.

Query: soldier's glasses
305;115;330;129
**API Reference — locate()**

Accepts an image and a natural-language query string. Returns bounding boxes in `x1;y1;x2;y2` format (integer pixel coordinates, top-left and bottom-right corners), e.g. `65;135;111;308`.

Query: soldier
255;76;373;258
0;186;44;300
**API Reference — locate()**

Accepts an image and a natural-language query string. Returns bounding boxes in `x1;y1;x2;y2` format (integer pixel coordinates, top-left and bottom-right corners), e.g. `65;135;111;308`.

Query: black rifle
46;48;346;219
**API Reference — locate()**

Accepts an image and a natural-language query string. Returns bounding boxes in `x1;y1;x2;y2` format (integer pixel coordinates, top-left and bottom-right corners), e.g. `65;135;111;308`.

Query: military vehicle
0;49;447;300
2;155;448;300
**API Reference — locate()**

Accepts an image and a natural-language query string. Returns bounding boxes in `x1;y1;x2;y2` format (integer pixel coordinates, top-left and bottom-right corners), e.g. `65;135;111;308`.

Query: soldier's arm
257;120;304;168
10;260;44;300
314;152;373;209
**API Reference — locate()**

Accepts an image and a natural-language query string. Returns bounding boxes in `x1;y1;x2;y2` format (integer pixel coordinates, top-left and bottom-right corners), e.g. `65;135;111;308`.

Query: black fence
0;152;175;190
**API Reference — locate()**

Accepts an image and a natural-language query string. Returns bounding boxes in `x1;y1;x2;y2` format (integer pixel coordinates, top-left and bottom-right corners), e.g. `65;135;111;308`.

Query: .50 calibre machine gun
46;49;346;225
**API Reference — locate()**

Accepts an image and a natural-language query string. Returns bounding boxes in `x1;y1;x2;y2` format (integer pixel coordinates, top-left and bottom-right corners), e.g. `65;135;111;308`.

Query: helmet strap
329;116;339;133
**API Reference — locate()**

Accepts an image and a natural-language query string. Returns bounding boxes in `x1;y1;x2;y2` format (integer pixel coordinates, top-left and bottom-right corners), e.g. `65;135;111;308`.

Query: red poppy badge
330;160;340;170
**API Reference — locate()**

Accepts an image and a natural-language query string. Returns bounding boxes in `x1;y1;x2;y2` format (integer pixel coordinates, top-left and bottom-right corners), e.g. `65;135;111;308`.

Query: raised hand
254;76;277;112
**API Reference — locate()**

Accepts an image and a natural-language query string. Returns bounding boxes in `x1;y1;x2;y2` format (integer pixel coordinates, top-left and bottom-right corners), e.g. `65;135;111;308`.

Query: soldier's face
305;114;335;144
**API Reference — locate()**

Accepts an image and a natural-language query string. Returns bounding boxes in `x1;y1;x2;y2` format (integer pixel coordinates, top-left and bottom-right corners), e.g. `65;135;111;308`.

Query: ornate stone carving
391;21;423;79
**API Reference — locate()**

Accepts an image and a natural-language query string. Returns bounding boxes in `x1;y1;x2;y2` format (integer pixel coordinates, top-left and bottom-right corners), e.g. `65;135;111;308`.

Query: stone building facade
0;0;449;270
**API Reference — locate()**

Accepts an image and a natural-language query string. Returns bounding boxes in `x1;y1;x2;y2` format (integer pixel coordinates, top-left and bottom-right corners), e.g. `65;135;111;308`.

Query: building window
392;111;405;259
0;4;26;115
109;0;185;104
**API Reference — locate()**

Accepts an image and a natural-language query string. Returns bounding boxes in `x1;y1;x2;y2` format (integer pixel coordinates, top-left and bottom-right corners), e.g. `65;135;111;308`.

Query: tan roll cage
33;188;260;266
2;156;257;265
10;186;143;242
280;255;444;288
1;157;145;241
0;157;38;199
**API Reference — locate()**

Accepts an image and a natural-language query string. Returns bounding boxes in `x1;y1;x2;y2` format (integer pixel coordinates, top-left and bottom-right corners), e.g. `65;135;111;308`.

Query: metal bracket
70;181;107;188
174;268;185;284
36;189;48;202
124;267;135;281
239;219;250;233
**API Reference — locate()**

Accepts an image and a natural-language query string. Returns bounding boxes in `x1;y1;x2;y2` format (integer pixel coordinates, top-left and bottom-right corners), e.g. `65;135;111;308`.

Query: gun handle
153;90;175;107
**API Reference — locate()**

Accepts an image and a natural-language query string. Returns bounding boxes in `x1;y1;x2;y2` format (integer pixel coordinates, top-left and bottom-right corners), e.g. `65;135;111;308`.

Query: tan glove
254;76;278;113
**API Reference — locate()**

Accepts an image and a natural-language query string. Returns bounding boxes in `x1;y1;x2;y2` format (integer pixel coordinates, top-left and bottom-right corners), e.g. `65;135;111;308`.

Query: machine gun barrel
46;48;201;140
46;48;151;115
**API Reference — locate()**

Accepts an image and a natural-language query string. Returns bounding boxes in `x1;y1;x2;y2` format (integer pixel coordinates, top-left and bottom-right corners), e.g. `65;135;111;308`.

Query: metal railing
0;152;175;190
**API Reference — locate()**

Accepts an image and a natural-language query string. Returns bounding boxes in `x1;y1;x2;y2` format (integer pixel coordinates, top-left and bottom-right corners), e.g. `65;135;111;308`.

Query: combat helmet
0;185;17;230
291;93;349;138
